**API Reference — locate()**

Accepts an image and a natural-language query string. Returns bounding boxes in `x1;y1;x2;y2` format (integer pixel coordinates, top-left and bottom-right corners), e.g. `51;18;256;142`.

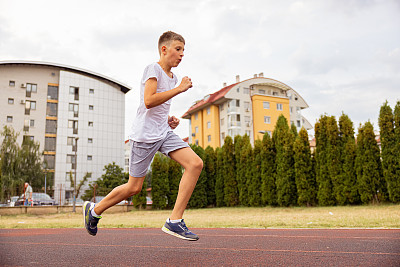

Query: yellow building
182;73;311;148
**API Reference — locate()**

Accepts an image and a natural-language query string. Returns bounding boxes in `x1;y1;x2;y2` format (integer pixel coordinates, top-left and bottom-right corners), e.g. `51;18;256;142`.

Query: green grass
0;204;399;229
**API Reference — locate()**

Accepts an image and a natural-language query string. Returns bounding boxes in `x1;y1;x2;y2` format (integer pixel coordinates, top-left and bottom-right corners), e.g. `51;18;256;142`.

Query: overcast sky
1;0;399;139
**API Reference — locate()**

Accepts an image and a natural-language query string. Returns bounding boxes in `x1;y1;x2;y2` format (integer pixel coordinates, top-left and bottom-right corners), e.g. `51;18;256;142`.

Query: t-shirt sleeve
142;63;161;84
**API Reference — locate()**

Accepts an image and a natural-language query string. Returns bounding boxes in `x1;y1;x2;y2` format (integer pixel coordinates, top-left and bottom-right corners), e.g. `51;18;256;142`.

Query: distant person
24;182;32;206
83;31;203;241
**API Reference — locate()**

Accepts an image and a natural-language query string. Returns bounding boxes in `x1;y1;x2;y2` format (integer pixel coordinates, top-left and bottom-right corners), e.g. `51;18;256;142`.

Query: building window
297;120;301;127
89;105;94;110
273;91;278;96
47;85;58;100
263;101;270;109
23;119;29;132
259;89;265;94
244;101;250;110
8;98;14;104
67;154;76;169
89;89;94;94
87;155;92;161
25;101;36;115
70;86;79;100
290;107;293;113
195;126;198;133
30;120;34;127
30;101;36;110
277;103;283;111
26;83;37;97
195;140;199;145
206;107;210;115
236;87;240;93
195;113;198;120
69;103;79;117
67;137;74;146
221;132;225;140
221;118;224;126
220;103;224;111
23;135;34;143
44;155;55;169
88;121;93;127
7;116;13;122
208;135;211;142
236;100;240;107
207;121;211;128
244;87;249;94
9;81;15;87
46;102;57;117
68;120;78;134
46;120;57;134
88;138;93;143
264;116;271;124
45;137;56;151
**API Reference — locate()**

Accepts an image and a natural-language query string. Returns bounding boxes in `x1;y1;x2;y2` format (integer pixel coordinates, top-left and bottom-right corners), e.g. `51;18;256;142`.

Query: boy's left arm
168;116;180;129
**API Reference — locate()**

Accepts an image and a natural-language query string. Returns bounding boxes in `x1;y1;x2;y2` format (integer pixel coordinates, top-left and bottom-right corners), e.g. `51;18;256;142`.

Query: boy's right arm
144;77;192;109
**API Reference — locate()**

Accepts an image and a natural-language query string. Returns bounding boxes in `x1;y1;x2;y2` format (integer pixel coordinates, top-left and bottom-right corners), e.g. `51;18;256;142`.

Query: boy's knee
193;157;203;171
128;185;142;196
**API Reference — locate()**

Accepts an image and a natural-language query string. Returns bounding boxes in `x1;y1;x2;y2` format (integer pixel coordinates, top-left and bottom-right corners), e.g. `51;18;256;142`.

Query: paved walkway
1;228;399;266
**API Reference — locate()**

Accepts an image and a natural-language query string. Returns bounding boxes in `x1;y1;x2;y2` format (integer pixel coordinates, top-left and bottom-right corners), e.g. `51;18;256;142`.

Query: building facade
182;73;312;148
0;61;131;204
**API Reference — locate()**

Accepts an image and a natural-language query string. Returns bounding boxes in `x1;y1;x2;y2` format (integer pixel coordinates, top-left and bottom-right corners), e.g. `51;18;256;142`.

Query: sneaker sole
83;201;96;236
161;226;199;241
83;201;89;228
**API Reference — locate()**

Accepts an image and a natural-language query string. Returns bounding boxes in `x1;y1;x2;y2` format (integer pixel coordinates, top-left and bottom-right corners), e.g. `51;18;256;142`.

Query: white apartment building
0;61;131;204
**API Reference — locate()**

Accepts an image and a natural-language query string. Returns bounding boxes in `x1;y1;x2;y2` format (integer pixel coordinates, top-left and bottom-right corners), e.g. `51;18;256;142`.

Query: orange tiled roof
182;83;238;118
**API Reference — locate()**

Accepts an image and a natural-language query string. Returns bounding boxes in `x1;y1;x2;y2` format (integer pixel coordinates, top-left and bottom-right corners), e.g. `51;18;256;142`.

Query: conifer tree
151;153;169;209
166;158;182;208
222;136;238;206
273;115;296;206
215;147;225;207
379;101;400;203
189;145;208;208
326;116;341;205
393;101;400;202
338;113;359;204
293;127;316;206
261;133;276;205
355;122;384;204
315;115;335;205
248;139;262;206
237;135;251;206
204;146;216;206
291;123;298;139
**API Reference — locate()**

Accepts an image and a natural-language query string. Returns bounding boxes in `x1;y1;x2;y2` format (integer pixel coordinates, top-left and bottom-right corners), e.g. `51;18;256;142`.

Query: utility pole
73;137;79;212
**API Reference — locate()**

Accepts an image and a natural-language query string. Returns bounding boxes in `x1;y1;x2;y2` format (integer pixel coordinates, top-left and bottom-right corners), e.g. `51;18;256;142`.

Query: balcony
227;106;240;114
229;121;241;128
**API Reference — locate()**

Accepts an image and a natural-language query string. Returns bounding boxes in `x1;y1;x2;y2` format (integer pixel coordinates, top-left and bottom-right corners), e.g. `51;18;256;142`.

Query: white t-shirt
129;62;178;142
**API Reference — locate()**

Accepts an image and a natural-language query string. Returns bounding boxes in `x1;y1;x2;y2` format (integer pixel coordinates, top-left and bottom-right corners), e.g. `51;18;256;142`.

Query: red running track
0;228;399;266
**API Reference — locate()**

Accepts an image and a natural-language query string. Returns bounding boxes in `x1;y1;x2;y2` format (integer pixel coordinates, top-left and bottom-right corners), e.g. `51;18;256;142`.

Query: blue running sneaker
161;219;199;241
83;201;101;236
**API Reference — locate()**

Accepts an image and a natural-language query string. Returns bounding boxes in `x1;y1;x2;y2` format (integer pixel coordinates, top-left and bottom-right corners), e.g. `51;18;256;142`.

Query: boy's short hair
158;31;185;54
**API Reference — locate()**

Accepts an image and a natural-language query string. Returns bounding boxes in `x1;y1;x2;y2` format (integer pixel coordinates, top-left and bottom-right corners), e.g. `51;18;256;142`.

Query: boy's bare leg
93;176;145;215
168;147;203;220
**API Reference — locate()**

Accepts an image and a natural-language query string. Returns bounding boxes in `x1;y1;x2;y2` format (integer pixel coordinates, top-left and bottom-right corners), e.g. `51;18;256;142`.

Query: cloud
1;0;399;140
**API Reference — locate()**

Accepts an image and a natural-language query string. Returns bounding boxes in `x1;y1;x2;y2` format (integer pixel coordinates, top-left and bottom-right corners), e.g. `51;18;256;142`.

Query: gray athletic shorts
129;131;189;178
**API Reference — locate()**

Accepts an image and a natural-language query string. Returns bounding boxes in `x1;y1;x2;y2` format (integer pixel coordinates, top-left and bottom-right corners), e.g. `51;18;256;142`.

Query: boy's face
163;40;185;68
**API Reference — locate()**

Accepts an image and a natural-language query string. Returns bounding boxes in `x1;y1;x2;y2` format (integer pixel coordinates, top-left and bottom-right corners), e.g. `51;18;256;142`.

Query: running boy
83;31;203;241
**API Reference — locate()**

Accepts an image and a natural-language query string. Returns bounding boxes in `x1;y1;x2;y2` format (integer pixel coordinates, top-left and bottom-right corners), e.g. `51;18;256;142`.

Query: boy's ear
161;45;167;55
